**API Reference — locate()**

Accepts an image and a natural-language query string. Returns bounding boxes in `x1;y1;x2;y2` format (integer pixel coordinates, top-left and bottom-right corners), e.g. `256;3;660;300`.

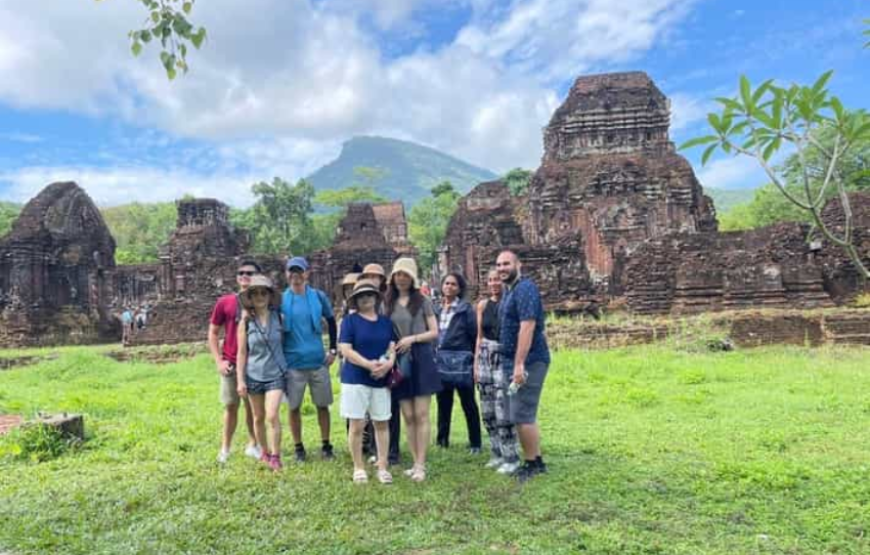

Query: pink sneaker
269;454;283;471
260;451;271;465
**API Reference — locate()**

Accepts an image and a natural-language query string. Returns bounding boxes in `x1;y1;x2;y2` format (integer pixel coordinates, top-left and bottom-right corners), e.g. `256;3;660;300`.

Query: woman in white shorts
338;280;397;484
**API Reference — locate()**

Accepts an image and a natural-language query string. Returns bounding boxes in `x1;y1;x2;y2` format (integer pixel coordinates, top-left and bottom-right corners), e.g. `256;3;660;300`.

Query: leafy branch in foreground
98;0;207;80
681;72;870;280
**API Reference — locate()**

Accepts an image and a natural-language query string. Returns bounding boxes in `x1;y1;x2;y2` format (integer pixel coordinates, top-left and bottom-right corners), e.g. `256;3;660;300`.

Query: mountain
704;187;756;215
306;136;498;206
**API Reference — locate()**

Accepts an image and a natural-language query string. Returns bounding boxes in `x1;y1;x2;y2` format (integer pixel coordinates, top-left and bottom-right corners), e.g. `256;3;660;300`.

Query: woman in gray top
384;257;441;481
236;276;287;471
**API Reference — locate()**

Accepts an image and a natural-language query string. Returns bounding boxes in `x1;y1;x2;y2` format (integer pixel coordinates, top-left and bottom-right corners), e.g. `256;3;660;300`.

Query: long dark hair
385;277;425;317
441;272;468;301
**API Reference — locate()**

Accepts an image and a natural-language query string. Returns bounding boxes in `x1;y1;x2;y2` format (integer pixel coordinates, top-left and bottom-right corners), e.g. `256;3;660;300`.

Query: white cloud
0;165;254;207
0;133;43;144
697;156;768;190
0;0;703;201
669;92;715;133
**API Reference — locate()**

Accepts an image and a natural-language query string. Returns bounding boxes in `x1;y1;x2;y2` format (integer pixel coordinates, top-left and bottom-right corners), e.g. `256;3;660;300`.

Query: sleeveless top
245;311;287;382
482;299;500;341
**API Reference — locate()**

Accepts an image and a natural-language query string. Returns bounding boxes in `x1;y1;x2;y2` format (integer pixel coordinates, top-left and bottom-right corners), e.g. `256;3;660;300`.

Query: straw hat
341;272;360;287
360;263;386;279
348;279;383;309
389;257;420;288
239;275;281;309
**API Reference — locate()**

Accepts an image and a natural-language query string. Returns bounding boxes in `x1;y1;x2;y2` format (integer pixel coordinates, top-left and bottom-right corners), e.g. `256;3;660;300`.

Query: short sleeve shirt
498;278;550;366
339;313;397;388
210;294;240;364
390;297;435;338
282;287;334;370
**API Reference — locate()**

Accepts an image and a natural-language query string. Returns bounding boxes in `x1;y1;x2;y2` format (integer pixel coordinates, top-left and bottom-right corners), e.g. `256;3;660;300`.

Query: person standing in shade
208;261;263;464
236;276;287;471
281;256;338;462
474;269;519;474
339;279;397;484
385;257;441;482
496;250;550;482
434;273;482;453
358;263;401;465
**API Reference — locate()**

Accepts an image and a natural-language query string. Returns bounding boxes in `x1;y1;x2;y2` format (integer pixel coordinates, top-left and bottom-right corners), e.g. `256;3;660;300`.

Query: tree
681;72;870;279
0;202;21;238
430;180;460;201
314;186;387;209
718;123;870;231
98;0;206;80
502;168;533;196
864;18;870;48
409;181;461;275
102;202;177;264
232;178;317;256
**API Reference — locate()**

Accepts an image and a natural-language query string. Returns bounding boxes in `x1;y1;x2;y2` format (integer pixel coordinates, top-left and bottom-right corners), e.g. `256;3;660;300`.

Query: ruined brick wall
310;202;414;304
817;192;870;302
624;223;833;314
441;181;525;292
527;72;717;294
0;182;118;347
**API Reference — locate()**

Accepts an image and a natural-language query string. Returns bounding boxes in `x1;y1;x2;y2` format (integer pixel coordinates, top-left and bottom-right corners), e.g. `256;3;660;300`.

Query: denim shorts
505;361;548;424
246;375;287;395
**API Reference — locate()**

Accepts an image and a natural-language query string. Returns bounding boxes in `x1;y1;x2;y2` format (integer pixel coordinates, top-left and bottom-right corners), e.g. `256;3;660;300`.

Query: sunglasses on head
237;271;257;277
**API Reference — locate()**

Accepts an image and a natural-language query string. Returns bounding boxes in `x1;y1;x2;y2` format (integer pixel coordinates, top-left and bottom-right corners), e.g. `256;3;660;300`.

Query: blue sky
0;0;867;206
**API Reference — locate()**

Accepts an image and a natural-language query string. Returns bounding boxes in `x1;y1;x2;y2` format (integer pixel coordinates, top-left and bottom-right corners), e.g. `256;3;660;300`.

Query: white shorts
340;384;391;421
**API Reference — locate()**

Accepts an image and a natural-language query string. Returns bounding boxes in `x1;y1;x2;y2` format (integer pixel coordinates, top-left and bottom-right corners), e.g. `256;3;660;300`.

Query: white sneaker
216;448;231;464
244;445;262;460
368;455;377;465
485;457;504;469
497;461;520;475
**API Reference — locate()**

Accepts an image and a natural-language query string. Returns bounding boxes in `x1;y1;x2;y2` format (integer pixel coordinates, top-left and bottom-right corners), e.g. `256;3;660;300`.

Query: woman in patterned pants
474;269;520;475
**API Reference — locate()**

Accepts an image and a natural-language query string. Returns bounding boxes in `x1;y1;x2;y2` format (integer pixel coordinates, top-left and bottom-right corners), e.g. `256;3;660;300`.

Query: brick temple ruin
0;187;414;347
2;70;868;348
440;71;869;313
0;182;117;346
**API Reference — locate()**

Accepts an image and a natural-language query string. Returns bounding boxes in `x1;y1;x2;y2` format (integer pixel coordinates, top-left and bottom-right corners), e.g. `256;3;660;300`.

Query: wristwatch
328;348;337;356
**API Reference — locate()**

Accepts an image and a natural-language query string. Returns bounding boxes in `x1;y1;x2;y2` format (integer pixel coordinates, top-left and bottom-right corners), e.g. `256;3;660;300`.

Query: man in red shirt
209;260;263;464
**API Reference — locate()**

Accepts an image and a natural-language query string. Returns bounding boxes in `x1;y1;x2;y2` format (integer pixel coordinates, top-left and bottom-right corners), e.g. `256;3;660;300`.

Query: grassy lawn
1;345;869;554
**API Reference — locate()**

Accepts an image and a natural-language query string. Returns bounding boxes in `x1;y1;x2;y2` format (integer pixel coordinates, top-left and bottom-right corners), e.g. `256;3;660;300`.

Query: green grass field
1;345;869;555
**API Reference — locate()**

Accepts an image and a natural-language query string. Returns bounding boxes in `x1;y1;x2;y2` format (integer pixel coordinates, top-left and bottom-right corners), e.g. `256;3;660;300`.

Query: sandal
403;466;417;477
352;469;368;484
377;469;393;484
411;466;426;482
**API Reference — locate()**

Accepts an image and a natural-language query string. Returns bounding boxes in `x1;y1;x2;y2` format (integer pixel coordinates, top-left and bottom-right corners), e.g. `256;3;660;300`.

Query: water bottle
507;371;528;396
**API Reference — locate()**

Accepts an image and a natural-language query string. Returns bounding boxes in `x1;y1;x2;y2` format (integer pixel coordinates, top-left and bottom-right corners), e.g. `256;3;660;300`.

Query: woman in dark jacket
435;273;482;453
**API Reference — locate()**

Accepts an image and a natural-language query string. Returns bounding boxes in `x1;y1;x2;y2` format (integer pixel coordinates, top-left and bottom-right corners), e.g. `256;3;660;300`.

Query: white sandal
377;469;393;484
352;469;368;484
411;466;426;482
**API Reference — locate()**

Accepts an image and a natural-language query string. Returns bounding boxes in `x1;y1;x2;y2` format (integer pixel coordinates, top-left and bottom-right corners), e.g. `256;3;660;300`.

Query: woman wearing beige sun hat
236;275;287;471
384;257;441;481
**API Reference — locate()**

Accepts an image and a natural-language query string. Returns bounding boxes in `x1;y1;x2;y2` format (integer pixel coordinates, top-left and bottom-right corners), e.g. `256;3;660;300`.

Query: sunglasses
250;289;269;298
237;271;257;277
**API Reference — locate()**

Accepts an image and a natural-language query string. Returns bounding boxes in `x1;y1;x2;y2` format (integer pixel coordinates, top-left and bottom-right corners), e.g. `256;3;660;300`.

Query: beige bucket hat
389;257;420;289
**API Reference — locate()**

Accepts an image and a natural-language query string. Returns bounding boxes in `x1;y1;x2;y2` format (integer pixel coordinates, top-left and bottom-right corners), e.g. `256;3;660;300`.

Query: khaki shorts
220;369;240;407
286;366;334;410
340;384;391;421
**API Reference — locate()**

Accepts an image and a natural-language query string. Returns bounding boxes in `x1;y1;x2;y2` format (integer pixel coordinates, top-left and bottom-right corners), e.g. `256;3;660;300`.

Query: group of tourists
208;250;550;484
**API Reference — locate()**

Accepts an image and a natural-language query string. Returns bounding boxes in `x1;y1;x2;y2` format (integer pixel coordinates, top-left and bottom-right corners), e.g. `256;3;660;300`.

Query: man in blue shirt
282;256;338;462
496;250;550;482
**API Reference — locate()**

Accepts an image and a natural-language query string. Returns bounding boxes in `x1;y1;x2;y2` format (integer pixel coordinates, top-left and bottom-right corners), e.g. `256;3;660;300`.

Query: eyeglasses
237;271;257;277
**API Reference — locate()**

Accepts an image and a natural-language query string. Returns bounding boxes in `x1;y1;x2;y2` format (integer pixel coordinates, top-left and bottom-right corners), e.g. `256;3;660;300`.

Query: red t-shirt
210;294;240;364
